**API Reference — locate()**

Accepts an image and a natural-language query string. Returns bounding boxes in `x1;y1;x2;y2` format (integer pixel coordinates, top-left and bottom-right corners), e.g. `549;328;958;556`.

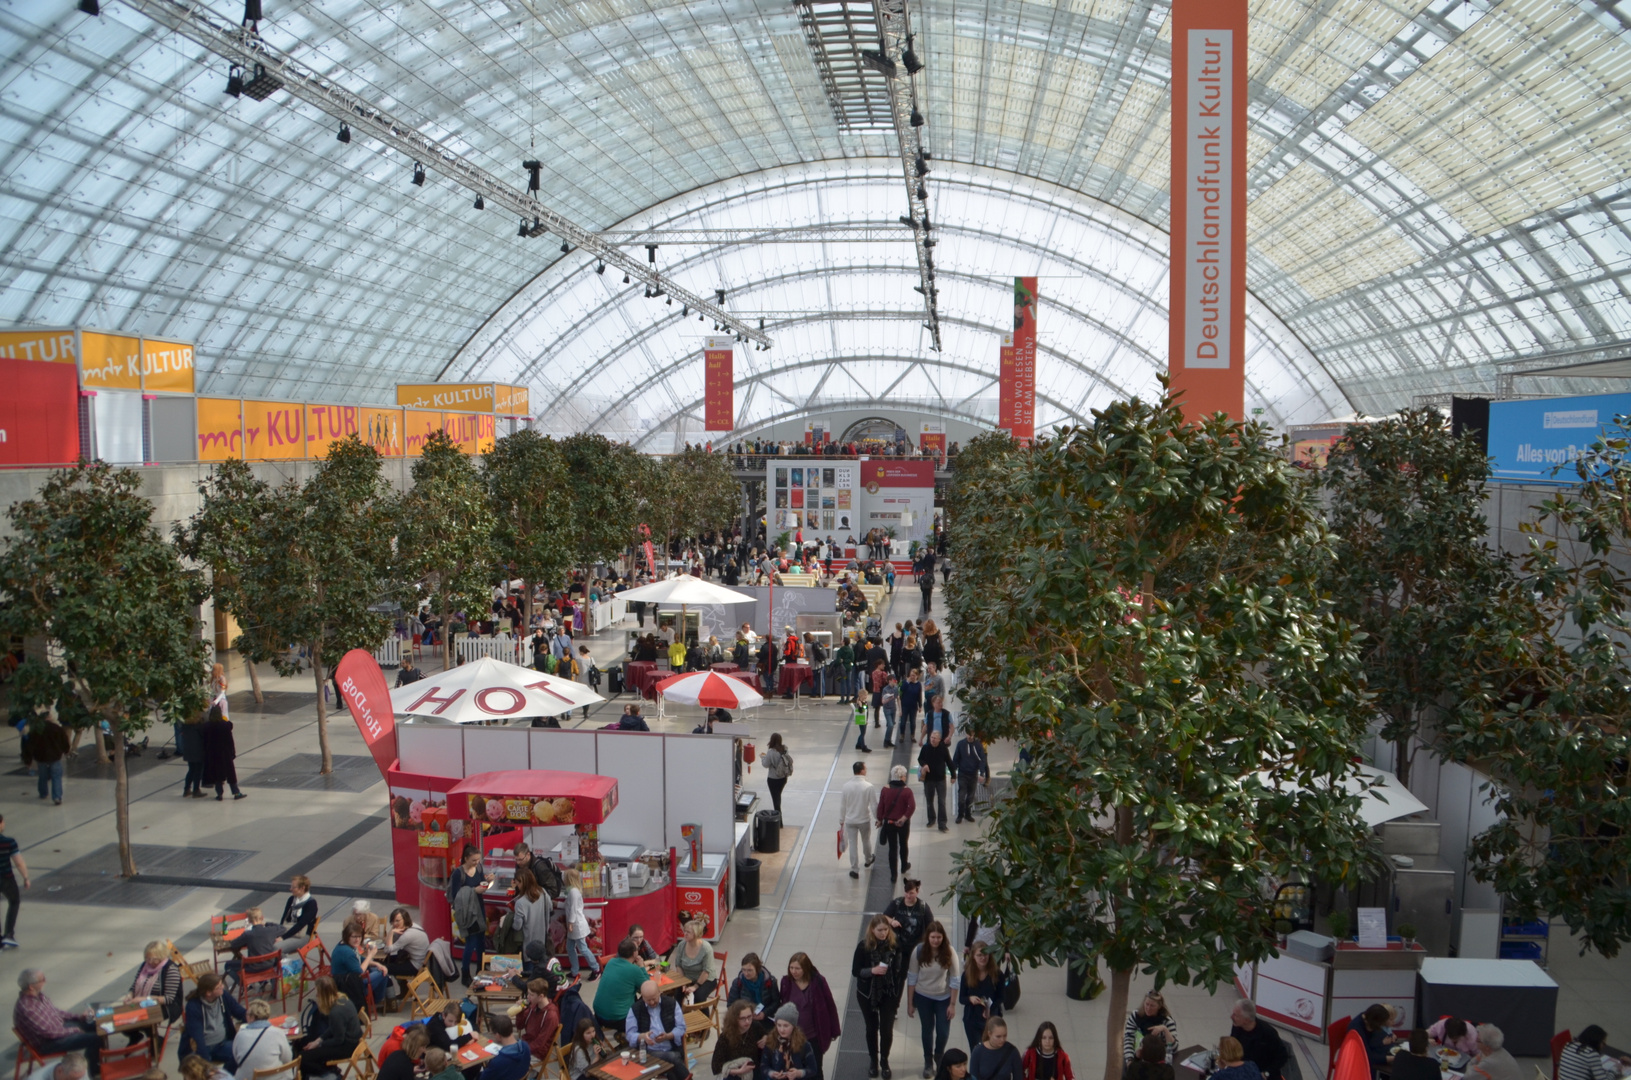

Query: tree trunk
440;598;452;671
112;726;137;877
313;659;333;774
1393;705;1413;786
1102;965;1133;1080
244;648;264;704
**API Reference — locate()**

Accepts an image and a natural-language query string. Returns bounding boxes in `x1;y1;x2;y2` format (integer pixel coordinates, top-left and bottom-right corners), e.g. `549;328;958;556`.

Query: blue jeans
40;1023;102;1075
460;930;486;980
883;704;898;743
367;968;390;1001
37;760;64;801
566;936;600;976
183;761;204;795
914;993;951;1062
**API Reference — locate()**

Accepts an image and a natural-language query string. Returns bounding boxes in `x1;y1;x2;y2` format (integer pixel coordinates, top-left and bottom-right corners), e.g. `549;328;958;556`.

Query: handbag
1000;954;1021;1010
836;827;847;858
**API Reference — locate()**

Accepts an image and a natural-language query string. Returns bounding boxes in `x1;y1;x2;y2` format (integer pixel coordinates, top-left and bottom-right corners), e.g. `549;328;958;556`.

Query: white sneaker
1;937;19;949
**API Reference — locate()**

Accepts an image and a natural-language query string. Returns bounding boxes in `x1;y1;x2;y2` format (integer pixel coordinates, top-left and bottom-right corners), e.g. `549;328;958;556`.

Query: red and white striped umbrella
654;670;764;709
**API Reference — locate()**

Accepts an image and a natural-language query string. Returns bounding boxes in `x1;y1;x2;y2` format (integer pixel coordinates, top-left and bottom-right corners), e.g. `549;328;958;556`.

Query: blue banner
1488;392;1631;482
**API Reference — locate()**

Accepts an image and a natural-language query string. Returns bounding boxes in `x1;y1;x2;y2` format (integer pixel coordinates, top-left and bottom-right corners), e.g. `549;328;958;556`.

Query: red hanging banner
1169;0;1248;421
1010;277;1038;443
336;648;398;777
703;337;733;432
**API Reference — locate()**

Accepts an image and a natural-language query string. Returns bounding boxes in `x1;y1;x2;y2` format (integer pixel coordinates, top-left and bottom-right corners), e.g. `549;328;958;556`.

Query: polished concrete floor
2;585;1626;1080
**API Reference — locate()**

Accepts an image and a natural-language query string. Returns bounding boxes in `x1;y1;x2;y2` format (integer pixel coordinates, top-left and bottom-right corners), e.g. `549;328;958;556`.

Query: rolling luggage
607;665;625;695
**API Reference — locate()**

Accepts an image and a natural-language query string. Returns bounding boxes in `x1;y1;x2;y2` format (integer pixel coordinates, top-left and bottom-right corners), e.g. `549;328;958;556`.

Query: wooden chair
12;1028;66;1080
406;970;450;1021
681;951;726;1046
252;1060;302;1080
328;1040;377;1080
1551;1030;1572;1080
240;949;286;1007
1327;1016;1351;1079
167;940;215;988
295;935;332;1007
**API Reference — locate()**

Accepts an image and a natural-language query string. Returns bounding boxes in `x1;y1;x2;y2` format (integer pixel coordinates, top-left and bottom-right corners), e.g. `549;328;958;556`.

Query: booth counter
1239;941;1425;1039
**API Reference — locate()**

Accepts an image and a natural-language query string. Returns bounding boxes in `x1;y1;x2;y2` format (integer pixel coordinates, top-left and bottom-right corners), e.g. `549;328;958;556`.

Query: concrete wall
0;458;416;541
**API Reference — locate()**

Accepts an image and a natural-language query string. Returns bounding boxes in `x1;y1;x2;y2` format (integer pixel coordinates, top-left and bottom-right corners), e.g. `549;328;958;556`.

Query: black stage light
523;160;542;193
646;244;658;263
666;296;672;305
915;153;928;177
910;109;924;127
560;241;571;253
698;314;705;322
241;63;282;100
900;215;917;229
242;0;261;25
902;38;923;75
716;289;726;304
78;0;99;15
337;122;350;143
682;306;689;316
474;194;484;210
225;66;243;97
623;274;630;284
411;161;426;186
596;262;605;274
916;184;927;200
519;218;529;237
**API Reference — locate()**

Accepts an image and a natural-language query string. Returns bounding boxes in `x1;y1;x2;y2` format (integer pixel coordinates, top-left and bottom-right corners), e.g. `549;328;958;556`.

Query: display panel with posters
79;332;143;391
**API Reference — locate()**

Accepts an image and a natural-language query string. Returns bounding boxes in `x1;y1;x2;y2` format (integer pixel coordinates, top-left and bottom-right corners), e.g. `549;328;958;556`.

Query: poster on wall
919;421;946;455
0;357;79;466
859;460;936;544
1487;392;1631;482
767;459;856;538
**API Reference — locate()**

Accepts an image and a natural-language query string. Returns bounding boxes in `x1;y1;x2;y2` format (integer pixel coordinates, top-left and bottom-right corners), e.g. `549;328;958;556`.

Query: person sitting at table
123;941;184;1036
1121;991;1178;1065
225;908;282;991
231;1000;291;1080
667;919;719;1002
693;714;717;735
516;979;560;1065
722;952;777;1019
426;1002;479;1079
381;907;429;982
179;973;247;1073
13;970;101;1079
377;1025;429;1080
23;1049;87;1080
1228;1000;1287;1080
1466;1025;1522;1080
278;875;317;954
1210;1038;1262;1080
1350;1005;1392;1080
625;925;661;969
1389;1030;1441;1080
632;635;660;663
713;1001;771;1080
298;977;361;1080
563;1018;603;1080
762;1004;819;1080
1427;1017;1479;1057
625;981;690;1080
478;1016;531;1080
593;939;648;1029
1559;1027;1631;1080
330;924;389;1009
424;1047;464;1080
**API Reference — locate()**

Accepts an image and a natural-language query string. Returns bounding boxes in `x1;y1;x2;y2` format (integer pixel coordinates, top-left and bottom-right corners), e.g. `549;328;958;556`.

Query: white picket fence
455;635;534;666
373;638;403;668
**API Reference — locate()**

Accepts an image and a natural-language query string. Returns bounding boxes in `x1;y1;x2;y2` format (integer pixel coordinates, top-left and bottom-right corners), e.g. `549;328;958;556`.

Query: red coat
877;782;916;827
777;974;841;1054
1023;1049;1075;1080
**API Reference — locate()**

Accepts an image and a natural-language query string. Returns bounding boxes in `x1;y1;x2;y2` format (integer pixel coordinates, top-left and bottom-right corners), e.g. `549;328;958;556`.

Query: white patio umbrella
616;577;757;606
390;655;602;722
1253;765;1428;827
655;670;765;709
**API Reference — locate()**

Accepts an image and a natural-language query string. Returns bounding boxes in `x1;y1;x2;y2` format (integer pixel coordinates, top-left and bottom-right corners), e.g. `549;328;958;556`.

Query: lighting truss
596;224;913;245
791;0;894;130
107;0;771;349
872;0;941;351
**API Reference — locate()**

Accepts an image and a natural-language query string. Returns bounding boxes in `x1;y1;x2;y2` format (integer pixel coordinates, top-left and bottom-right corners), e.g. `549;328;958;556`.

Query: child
423;1047;463;1080
565;1018;600;1080
853;697;870;753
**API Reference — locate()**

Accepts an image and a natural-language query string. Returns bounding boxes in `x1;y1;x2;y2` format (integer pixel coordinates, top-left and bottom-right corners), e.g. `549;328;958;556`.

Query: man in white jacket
840;761;879;879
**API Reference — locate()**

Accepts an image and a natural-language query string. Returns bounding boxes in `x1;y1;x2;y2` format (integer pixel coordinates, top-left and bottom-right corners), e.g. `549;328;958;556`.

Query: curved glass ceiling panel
450;163;1347;446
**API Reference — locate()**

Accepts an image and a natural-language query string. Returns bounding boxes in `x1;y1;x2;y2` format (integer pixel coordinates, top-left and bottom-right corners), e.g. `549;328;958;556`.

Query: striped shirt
1558;1044;1618;1080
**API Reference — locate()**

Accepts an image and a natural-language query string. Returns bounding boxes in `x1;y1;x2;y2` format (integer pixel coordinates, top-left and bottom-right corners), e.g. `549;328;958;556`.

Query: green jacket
834;643;854;671
593;957;648;1025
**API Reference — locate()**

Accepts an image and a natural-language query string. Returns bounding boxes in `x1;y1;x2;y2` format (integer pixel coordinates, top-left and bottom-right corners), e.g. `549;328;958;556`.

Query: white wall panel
397;725;465;778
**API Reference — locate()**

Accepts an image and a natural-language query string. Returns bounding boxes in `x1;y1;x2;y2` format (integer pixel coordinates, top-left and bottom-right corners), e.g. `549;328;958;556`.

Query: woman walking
853;915;903;1079
201;697;244;801
907;921;961;1078
175;712;206;798
958;945;1006;1052
764;734;794;824
779;953;842;1075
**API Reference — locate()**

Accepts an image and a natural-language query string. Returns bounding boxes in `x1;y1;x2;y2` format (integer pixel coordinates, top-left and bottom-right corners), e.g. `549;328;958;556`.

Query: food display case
676;853;731;940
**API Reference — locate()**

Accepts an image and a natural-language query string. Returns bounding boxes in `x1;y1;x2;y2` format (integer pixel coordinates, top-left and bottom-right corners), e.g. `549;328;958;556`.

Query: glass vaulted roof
2;0;1630;425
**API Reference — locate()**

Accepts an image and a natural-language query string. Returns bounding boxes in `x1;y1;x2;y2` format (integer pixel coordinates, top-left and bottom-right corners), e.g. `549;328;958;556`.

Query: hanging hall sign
704;336;733;432
1170;0;1247;421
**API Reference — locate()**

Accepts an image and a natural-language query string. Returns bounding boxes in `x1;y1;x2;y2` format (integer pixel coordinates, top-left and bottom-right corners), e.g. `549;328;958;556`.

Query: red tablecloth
735;671;764;692
777;663;813;696
626;661;664;698
710;663;739;674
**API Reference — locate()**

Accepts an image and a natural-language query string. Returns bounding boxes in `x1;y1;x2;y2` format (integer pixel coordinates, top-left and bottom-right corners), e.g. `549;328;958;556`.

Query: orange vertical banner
1011;277;1038;442
998;333;1015;434
703;337;733;432
1170;0;1247;422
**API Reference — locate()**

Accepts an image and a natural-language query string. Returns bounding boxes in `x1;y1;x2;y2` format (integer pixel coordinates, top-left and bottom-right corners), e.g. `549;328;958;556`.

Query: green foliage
1439;420;1631;956
0;461;211;875
561;434;645;569
175;458;283;677
1321;409;1507;785
651;447;740;546
943;391;1373;1077
241;436;401;772
484;429;576;603
401;431;498;658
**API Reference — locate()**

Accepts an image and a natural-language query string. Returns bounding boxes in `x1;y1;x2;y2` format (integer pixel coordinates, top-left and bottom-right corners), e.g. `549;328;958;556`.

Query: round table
626;661;663;698
777;663;813;697
709;662;740;674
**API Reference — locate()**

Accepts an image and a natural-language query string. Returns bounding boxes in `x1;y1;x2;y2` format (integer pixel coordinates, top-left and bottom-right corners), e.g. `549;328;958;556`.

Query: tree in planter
1321;408;1508;786
484;429;575;626
400;432;498;667
651;447;741;559
1441;422;1631;956
247;437;400;774
0;462;211;876
561;433;644;581
944;393;1376;1080
176;458;280;704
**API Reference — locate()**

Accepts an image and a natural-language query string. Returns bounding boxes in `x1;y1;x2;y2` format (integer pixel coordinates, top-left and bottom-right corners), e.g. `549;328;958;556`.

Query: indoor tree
1321;409;1507;785
175;458;279;704
400;431;497;667
945;392;1375;1080
561;433;645;580
0;462;211;876
484;428;576;625
247;436;401;774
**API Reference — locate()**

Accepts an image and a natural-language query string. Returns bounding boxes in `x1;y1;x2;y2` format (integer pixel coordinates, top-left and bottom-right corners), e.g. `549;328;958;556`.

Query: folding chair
1327;1017;1351;1078
240;950;285;1007
252;1061;302;1080
329;1040;378;1080
296;935;332;1007
1551;1030;1572;1080
12;1028;66;1080
406;970;450;1021
167;940;215;989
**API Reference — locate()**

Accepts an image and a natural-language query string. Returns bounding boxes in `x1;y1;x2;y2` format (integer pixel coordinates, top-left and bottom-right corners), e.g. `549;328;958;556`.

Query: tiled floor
2;585;1627;1080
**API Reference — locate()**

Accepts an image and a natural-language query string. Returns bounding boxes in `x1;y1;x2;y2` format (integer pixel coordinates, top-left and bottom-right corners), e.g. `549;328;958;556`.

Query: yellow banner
442;411;496;455
141;338;195;394
495;384;529;416
80;332;143;390
0;329;76;364
404;409;444;456
396;382;495;411
196;398;244;461
302;404;406;459
242;399;306;460
359;407;404;457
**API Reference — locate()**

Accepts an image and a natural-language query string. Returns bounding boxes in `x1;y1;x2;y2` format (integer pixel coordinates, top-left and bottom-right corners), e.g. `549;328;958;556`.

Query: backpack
532;857;565;900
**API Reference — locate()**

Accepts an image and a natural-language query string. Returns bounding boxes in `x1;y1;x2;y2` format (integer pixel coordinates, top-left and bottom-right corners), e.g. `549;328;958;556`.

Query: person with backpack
834;639;856;705
763;734;794;822
952;732;990;825
899;670;923;747
869;661;890;730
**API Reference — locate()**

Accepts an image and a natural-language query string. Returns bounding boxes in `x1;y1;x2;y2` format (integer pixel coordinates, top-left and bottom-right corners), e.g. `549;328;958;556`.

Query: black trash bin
754;809;781;853
1064;954;1101;1000
736;858;761;910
